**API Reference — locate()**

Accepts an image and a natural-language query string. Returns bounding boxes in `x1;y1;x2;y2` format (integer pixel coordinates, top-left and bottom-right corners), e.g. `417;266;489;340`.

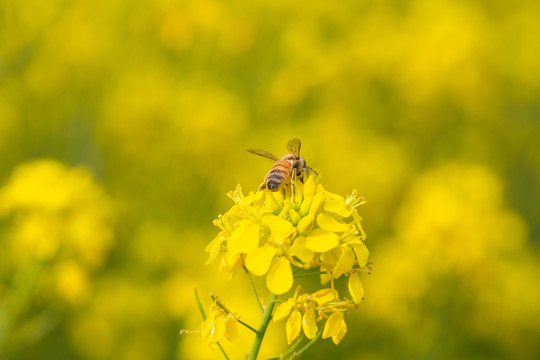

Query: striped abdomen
264;160;293;191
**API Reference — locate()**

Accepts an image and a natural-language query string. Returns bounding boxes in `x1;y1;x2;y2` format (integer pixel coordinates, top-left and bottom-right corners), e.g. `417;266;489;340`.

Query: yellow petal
311;288;337;306
265;191;283;214
227;221;259;255
272;187;285;203
348;272;364;304
323;191;351;218
305;229;339;253
201;317;213;343
316;213;349;232
288;236;315;265
219;251;241;276
225;313;240;343
205;232;225;265
266;257;293;295
240;189;264;206
322;311;343;339
299;198;312;217
302;175;316;199
201;313;226;344
332;318;347;345
333;246;355;278
273;298;295;322
302;308;318;339
286;309;302;344
245;246;277;276
308;192;325;216
353;241;369;267
262;215;295;239
297;214;315;235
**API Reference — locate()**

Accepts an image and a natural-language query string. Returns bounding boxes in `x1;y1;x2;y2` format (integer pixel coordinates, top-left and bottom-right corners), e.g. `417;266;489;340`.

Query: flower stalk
246;292;278;360
292;327;323;358
244;267;264;313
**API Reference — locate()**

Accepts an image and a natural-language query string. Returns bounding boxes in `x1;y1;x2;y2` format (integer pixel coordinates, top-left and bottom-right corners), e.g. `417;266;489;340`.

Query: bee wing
286;138;301;158
247;148;279;161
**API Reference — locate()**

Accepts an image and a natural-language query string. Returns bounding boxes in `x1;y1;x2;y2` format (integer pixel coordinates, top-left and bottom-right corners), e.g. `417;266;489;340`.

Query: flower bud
299;196;312;216
265;191;283;214
297;214;315;235
289;209;301;226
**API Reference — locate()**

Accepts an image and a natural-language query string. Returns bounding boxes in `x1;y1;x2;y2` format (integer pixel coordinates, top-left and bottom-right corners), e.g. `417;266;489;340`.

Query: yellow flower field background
1;0;539;359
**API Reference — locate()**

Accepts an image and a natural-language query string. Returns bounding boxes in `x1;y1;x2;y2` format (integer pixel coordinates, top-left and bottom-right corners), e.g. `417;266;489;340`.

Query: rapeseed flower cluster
203;172;370;353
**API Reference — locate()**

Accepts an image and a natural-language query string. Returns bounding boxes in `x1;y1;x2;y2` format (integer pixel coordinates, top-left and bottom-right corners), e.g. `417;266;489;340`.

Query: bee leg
299;167;308;183
259;182;267;191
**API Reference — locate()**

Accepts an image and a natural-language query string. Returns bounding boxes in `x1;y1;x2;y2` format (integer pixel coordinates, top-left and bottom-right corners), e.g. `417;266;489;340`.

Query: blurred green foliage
0;0;539;359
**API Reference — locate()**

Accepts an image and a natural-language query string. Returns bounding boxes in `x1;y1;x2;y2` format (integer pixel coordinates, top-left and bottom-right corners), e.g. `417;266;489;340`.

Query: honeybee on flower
247;138;310;192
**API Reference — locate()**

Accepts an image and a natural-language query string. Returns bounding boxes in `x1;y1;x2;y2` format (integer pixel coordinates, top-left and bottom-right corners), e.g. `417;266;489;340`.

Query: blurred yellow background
1;0;539;359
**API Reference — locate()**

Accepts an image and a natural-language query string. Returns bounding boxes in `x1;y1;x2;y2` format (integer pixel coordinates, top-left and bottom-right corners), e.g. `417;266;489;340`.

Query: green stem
281;335;305;359
194;289;206;320
244;268;264;313
293;271;326;279
246;292;278;360
292;327;323;358
237;320;258;335
216;343;230;360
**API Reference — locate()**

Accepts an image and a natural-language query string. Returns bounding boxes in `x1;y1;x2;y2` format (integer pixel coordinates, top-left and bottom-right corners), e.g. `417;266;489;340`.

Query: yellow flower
322;311;348;345
201;302;240;347
273;287;355;345
206;172;370;299
323;311;347;344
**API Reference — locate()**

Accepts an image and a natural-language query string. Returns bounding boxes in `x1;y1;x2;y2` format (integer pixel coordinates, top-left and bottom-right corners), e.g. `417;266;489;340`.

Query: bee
247;138;310;192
